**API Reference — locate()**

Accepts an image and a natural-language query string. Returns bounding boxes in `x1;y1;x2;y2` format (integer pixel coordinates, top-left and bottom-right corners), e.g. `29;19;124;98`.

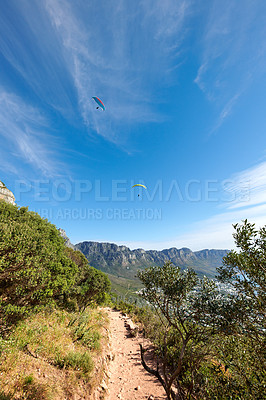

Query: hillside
0;201;112;400
75;241;229;279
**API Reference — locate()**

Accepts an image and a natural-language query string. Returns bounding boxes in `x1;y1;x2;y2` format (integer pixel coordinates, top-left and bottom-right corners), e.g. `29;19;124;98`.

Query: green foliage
217;219;266;336
24;374;34;385
0;202;78;326
137;262;222;399
135;222;266;399
65;247;111;309
0;202;111;329
0;307;107;398
56;351;94;374
68;311;104;351
215;220;266;398
138;262;221;334
210;335;266;399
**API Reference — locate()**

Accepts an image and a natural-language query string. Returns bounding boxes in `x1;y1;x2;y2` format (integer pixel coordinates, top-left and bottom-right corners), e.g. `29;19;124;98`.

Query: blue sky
1;0;266;250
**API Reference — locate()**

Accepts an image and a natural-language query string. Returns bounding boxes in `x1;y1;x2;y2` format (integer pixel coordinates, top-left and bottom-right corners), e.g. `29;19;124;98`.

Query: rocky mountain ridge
58;228;75;249
76;241;229;279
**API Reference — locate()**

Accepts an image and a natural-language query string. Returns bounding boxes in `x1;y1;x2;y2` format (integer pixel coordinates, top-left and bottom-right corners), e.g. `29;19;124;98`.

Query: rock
101;381;108;391
124;319;138;337
107;353;115;361
0;181;15;205
58;228;75;249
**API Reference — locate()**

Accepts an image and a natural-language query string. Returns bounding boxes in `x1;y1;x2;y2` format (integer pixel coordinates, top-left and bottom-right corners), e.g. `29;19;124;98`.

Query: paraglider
92;96;105;110
132;184;147;197
132;184;147;189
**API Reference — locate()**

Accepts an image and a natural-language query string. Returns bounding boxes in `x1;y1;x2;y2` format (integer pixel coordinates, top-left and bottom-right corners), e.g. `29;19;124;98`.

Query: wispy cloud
194;0;266;130
174;161;266;250
0;0;192;146
142;0;190;41
0;90;62;176
116;160;266;251
225;161;266;210
115;202;266;252
0;1;76;119
44;0;191;142
172;160;266;250
209;91;242;135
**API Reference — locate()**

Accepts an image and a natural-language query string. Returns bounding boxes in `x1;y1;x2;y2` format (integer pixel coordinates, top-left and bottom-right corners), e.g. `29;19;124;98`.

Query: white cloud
209;91;242;134
112;161;266;251
0;1;75;119
44;0;191;143
225;161;266;209
0;0;192;146
112;202;266;251
194;0;266;130
0;90;62;176
141;0;190;40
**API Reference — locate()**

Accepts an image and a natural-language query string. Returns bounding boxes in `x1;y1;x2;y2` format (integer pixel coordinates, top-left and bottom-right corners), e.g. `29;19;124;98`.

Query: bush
0;202;78;326
65;247;111;309
58;351;94;374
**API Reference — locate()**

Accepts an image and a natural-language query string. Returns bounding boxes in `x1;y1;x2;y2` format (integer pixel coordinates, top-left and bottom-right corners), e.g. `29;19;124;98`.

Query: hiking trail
106;308;166;400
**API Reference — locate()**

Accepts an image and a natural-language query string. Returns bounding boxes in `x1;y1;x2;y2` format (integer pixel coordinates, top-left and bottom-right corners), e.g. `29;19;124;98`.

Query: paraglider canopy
92;96;105;110
132;184;147;189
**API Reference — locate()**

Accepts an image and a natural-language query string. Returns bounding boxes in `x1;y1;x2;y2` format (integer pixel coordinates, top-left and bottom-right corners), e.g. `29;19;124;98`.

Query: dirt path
106;308;166;400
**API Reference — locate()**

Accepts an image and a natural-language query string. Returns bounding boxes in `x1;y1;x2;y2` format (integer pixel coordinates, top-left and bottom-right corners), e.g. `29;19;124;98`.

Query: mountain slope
75;241;228;279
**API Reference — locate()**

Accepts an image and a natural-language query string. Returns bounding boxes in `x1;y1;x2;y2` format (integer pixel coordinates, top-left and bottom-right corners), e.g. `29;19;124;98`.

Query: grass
57;351;94;373
0;307;109;400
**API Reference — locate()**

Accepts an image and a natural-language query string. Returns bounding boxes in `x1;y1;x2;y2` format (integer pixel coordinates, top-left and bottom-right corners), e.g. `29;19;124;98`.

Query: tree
65;247;111;309
217;219;266;337
216;220;266;396
0;201;78;327
137;221;266;399
137;262;221;400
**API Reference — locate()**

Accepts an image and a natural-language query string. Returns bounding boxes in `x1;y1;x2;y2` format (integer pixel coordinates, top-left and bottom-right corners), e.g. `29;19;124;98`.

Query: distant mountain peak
75;240;228;279
58;228;75;249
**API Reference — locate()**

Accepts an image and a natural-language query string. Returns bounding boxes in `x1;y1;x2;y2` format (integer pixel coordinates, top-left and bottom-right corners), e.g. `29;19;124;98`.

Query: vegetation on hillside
0;308;108;399
0;201;111;399
115;220;266;400
65;247;111;310
1;200;265;399
0;201;110;327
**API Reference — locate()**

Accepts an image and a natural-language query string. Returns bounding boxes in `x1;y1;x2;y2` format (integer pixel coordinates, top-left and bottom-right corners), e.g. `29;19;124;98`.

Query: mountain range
75;241;229;280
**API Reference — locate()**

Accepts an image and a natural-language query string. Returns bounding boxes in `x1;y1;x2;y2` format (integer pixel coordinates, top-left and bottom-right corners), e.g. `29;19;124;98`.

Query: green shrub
69;310;105;351
0;202;78;326
65;247;111;309
57;351;94;374
24;374;34;385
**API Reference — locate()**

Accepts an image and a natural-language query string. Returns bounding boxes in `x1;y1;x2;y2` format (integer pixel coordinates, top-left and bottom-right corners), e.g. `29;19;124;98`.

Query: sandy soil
106;308;166;400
